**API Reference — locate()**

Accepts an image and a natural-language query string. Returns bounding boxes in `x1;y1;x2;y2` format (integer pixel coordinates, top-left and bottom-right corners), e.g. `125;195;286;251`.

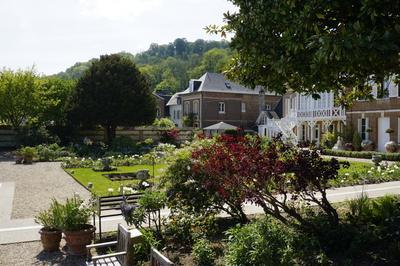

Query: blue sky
0;0;235;75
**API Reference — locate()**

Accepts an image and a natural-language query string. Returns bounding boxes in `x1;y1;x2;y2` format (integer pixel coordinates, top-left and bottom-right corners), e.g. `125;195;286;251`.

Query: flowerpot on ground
39;228;62;252
361;140;374;151
63;224;95;256
385;141;398;153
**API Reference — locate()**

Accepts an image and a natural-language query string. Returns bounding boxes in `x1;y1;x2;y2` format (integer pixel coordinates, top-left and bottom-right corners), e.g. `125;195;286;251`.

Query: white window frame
218;102;225;114
241;102;246;113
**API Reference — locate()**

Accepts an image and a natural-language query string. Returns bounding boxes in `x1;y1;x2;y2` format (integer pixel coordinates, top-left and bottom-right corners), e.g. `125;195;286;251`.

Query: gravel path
0;161;90;219
0;240;86;265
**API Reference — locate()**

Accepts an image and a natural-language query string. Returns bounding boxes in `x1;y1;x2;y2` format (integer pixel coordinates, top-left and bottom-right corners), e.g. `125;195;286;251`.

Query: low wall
0;127;196;148
79;127;195;142
0;129;17;148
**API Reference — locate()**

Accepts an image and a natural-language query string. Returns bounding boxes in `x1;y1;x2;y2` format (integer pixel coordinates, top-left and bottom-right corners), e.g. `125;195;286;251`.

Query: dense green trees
0;69;40;129
69;54;156;144
55;39;231;92
209;0;400;104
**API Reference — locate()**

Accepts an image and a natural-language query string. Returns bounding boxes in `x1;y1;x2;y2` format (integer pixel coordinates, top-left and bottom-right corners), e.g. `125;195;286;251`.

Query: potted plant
34;199;63;252
361;128;374;151
19;146;37;164
14;149;23;164
60;196;95;256
385;128;397;153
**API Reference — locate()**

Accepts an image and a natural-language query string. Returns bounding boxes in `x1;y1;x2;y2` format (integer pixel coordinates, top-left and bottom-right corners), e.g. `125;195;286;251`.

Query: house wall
155;97;165;118
347;98;400;147
169;105;182;128
181;92;281;129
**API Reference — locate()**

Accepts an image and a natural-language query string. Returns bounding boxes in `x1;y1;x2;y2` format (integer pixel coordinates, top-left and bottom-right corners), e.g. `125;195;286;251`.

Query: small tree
0;69;39;129
69;54;156;144
166;135;343;229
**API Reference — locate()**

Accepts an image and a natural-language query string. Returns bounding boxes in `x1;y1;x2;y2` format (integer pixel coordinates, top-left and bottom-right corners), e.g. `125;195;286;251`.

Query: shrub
225;218;296;265
160;128;179;145
110;136;136;154
153;118;175;129
322;149;400;161
321;131;337;149
131;228;161;266
352;132;362;151
192;238;216;266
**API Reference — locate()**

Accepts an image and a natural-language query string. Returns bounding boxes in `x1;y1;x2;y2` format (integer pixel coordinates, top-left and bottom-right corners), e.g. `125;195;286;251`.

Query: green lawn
64;164;167;196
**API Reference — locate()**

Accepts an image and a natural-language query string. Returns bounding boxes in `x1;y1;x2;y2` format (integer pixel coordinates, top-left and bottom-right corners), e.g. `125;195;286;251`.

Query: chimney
259;88;265;113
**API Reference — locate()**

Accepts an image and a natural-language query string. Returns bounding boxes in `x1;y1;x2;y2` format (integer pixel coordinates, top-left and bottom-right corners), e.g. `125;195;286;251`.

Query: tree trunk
104;124;116;145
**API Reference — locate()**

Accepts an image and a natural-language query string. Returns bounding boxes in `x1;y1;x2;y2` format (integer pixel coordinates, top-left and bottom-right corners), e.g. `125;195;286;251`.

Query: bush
225;218;296;265
192;238;216;266
321;131;337;149
110;136;136;154
131;229;161;266
16;126;60;146
322;149;400;161
352;132;362;151
160;129;179;145
35;143;75;161
153;118;175;129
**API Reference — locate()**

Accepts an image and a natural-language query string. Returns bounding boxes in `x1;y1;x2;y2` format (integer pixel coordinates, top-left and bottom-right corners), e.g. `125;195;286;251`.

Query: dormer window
225;82;232;89
177;97;182;105
377;78;389;99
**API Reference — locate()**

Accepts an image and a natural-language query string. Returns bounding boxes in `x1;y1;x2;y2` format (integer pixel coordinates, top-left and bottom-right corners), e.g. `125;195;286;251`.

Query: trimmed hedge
322;149;400;161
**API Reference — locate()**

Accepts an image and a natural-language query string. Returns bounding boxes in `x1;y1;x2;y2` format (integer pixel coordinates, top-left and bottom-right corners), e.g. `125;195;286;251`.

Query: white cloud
79;0;165;20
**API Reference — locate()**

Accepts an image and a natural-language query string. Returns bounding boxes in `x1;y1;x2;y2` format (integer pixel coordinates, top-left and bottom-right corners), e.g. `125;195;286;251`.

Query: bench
93;193;143;240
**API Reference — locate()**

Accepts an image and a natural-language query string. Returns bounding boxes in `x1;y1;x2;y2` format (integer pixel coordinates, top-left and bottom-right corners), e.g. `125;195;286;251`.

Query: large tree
69;54;156;144
0;69;39;129
209;0;400;105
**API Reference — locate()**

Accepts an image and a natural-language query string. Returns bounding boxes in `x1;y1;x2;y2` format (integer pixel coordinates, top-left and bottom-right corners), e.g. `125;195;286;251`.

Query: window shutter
366;118;369;140
357;119;362;134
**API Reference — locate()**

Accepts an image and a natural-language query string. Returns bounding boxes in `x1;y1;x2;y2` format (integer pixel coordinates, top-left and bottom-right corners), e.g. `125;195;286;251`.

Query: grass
64;164;167;196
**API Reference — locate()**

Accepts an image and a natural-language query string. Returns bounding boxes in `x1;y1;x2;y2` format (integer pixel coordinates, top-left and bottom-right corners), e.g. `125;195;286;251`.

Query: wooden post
126;229;144;266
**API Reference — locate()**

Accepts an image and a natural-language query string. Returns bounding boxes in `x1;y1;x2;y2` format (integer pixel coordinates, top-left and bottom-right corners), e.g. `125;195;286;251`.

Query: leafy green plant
192;238;216;266
225;218;296;265
321;131;337;149
153;118;175;129
34;199;64;231
57;196;93;231
110;136;136;154
352;132;362;151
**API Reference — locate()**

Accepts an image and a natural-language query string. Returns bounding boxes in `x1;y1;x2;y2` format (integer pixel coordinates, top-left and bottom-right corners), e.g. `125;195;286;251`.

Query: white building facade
257;92;346;145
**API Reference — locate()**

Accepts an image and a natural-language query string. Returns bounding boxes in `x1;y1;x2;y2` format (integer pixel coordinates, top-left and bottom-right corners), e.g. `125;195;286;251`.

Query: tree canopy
0;69;39;129
69;54;156;143
55;38;231;92
208;0;400;105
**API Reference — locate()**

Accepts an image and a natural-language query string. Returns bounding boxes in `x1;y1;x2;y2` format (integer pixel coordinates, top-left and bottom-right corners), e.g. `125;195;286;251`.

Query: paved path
321;155;396;165
1;180;400;245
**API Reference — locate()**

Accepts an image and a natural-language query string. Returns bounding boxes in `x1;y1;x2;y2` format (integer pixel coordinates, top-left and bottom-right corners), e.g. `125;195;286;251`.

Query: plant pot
63;224;95;256
15;156;23;164
23;155;33;164
39;228;62;252
385;141;398;153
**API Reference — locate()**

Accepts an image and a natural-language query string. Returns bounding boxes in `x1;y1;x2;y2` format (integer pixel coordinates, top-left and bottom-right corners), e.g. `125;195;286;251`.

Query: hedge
322;149;400;161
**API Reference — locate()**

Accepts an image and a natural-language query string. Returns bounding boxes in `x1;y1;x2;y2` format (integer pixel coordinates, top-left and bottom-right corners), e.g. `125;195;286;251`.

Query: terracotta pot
63;224;95;256
39;228;62;252
23;155;33;164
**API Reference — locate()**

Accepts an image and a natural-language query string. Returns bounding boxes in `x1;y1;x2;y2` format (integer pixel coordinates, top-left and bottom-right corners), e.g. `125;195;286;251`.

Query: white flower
108;188;114;193
367;170;372;174
377;166;382;173
187;165;191;171
394;165;399;169
345;173;350;176
371;167;375;170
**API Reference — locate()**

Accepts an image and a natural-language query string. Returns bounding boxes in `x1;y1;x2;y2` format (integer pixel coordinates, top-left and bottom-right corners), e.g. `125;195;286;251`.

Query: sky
0;0;236;75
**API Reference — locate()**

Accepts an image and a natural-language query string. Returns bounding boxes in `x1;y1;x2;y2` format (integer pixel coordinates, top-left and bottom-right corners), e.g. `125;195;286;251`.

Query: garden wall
0;129;17;148
79;127;195;143
0;127;196;148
